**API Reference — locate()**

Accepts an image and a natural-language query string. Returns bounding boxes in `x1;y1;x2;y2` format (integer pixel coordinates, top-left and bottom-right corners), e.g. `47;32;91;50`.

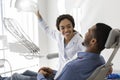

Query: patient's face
82;25;96;47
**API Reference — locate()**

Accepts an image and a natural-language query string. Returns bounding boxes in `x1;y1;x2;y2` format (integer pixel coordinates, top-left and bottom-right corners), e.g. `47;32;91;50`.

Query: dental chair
87;29;120;80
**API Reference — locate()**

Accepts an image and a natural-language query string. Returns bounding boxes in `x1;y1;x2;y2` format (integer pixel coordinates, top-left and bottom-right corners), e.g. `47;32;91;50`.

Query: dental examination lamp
14;0;37;12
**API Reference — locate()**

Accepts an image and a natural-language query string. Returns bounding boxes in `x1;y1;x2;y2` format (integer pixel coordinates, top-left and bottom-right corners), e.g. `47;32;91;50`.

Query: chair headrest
105;29;120;48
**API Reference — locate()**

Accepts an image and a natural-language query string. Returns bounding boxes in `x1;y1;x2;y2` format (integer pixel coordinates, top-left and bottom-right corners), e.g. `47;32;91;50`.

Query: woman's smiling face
59;19;74;40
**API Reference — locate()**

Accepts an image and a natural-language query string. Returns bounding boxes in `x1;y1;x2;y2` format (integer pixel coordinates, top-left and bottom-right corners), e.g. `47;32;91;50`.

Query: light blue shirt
37;52;105;80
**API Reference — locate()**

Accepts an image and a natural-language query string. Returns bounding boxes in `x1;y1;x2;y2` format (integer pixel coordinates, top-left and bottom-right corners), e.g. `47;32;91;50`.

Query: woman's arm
34;10;60;41
35;10;42;20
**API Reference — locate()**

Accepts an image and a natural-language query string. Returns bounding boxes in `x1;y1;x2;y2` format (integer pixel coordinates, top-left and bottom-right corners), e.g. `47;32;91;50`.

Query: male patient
37;23;112;80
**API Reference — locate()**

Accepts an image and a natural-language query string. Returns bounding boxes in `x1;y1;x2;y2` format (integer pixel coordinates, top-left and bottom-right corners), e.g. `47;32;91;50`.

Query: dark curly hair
56;14;75;31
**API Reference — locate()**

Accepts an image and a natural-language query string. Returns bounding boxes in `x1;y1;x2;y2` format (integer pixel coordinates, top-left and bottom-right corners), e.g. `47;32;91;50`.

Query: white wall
47;0;58;53
37;0;59;69
37;0;48;55
38;0;58;54
78;0;120;36
101;0;120;72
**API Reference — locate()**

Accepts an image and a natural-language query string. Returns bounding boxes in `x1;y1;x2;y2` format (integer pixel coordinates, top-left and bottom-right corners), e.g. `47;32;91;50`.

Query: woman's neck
64;33;75;44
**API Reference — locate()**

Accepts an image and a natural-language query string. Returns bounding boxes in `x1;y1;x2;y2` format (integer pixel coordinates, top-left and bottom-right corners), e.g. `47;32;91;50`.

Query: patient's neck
86;48;100;54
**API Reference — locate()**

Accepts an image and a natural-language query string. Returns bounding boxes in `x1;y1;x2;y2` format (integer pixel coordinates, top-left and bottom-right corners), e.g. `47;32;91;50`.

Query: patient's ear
91;38;96;45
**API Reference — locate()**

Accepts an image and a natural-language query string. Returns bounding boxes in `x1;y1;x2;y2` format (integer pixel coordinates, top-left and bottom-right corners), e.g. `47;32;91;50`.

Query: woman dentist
35;10;85;79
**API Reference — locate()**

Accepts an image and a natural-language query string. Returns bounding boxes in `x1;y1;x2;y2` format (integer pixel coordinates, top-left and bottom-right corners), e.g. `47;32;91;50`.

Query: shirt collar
77;52;100;59
69;32;80;44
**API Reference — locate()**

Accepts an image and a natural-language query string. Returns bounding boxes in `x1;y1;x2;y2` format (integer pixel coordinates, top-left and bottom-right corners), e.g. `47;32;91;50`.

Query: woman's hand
35;10;42;19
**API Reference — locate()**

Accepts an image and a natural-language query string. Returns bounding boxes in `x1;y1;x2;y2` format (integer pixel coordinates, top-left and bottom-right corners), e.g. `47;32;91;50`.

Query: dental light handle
15;0;38;13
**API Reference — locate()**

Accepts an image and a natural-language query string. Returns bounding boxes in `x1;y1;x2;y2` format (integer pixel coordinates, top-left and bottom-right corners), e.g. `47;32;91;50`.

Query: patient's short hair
95;23;112;51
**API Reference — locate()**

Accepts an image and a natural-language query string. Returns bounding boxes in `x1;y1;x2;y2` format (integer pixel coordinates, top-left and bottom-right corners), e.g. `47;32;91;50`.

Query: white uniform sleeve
38;18;60;41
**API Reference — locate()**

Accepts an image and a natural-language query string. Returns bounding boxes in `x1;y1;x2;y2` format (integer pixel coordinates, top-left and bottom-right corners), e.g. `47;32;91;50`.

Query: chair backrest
105;29;120;48
87;29;120;80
